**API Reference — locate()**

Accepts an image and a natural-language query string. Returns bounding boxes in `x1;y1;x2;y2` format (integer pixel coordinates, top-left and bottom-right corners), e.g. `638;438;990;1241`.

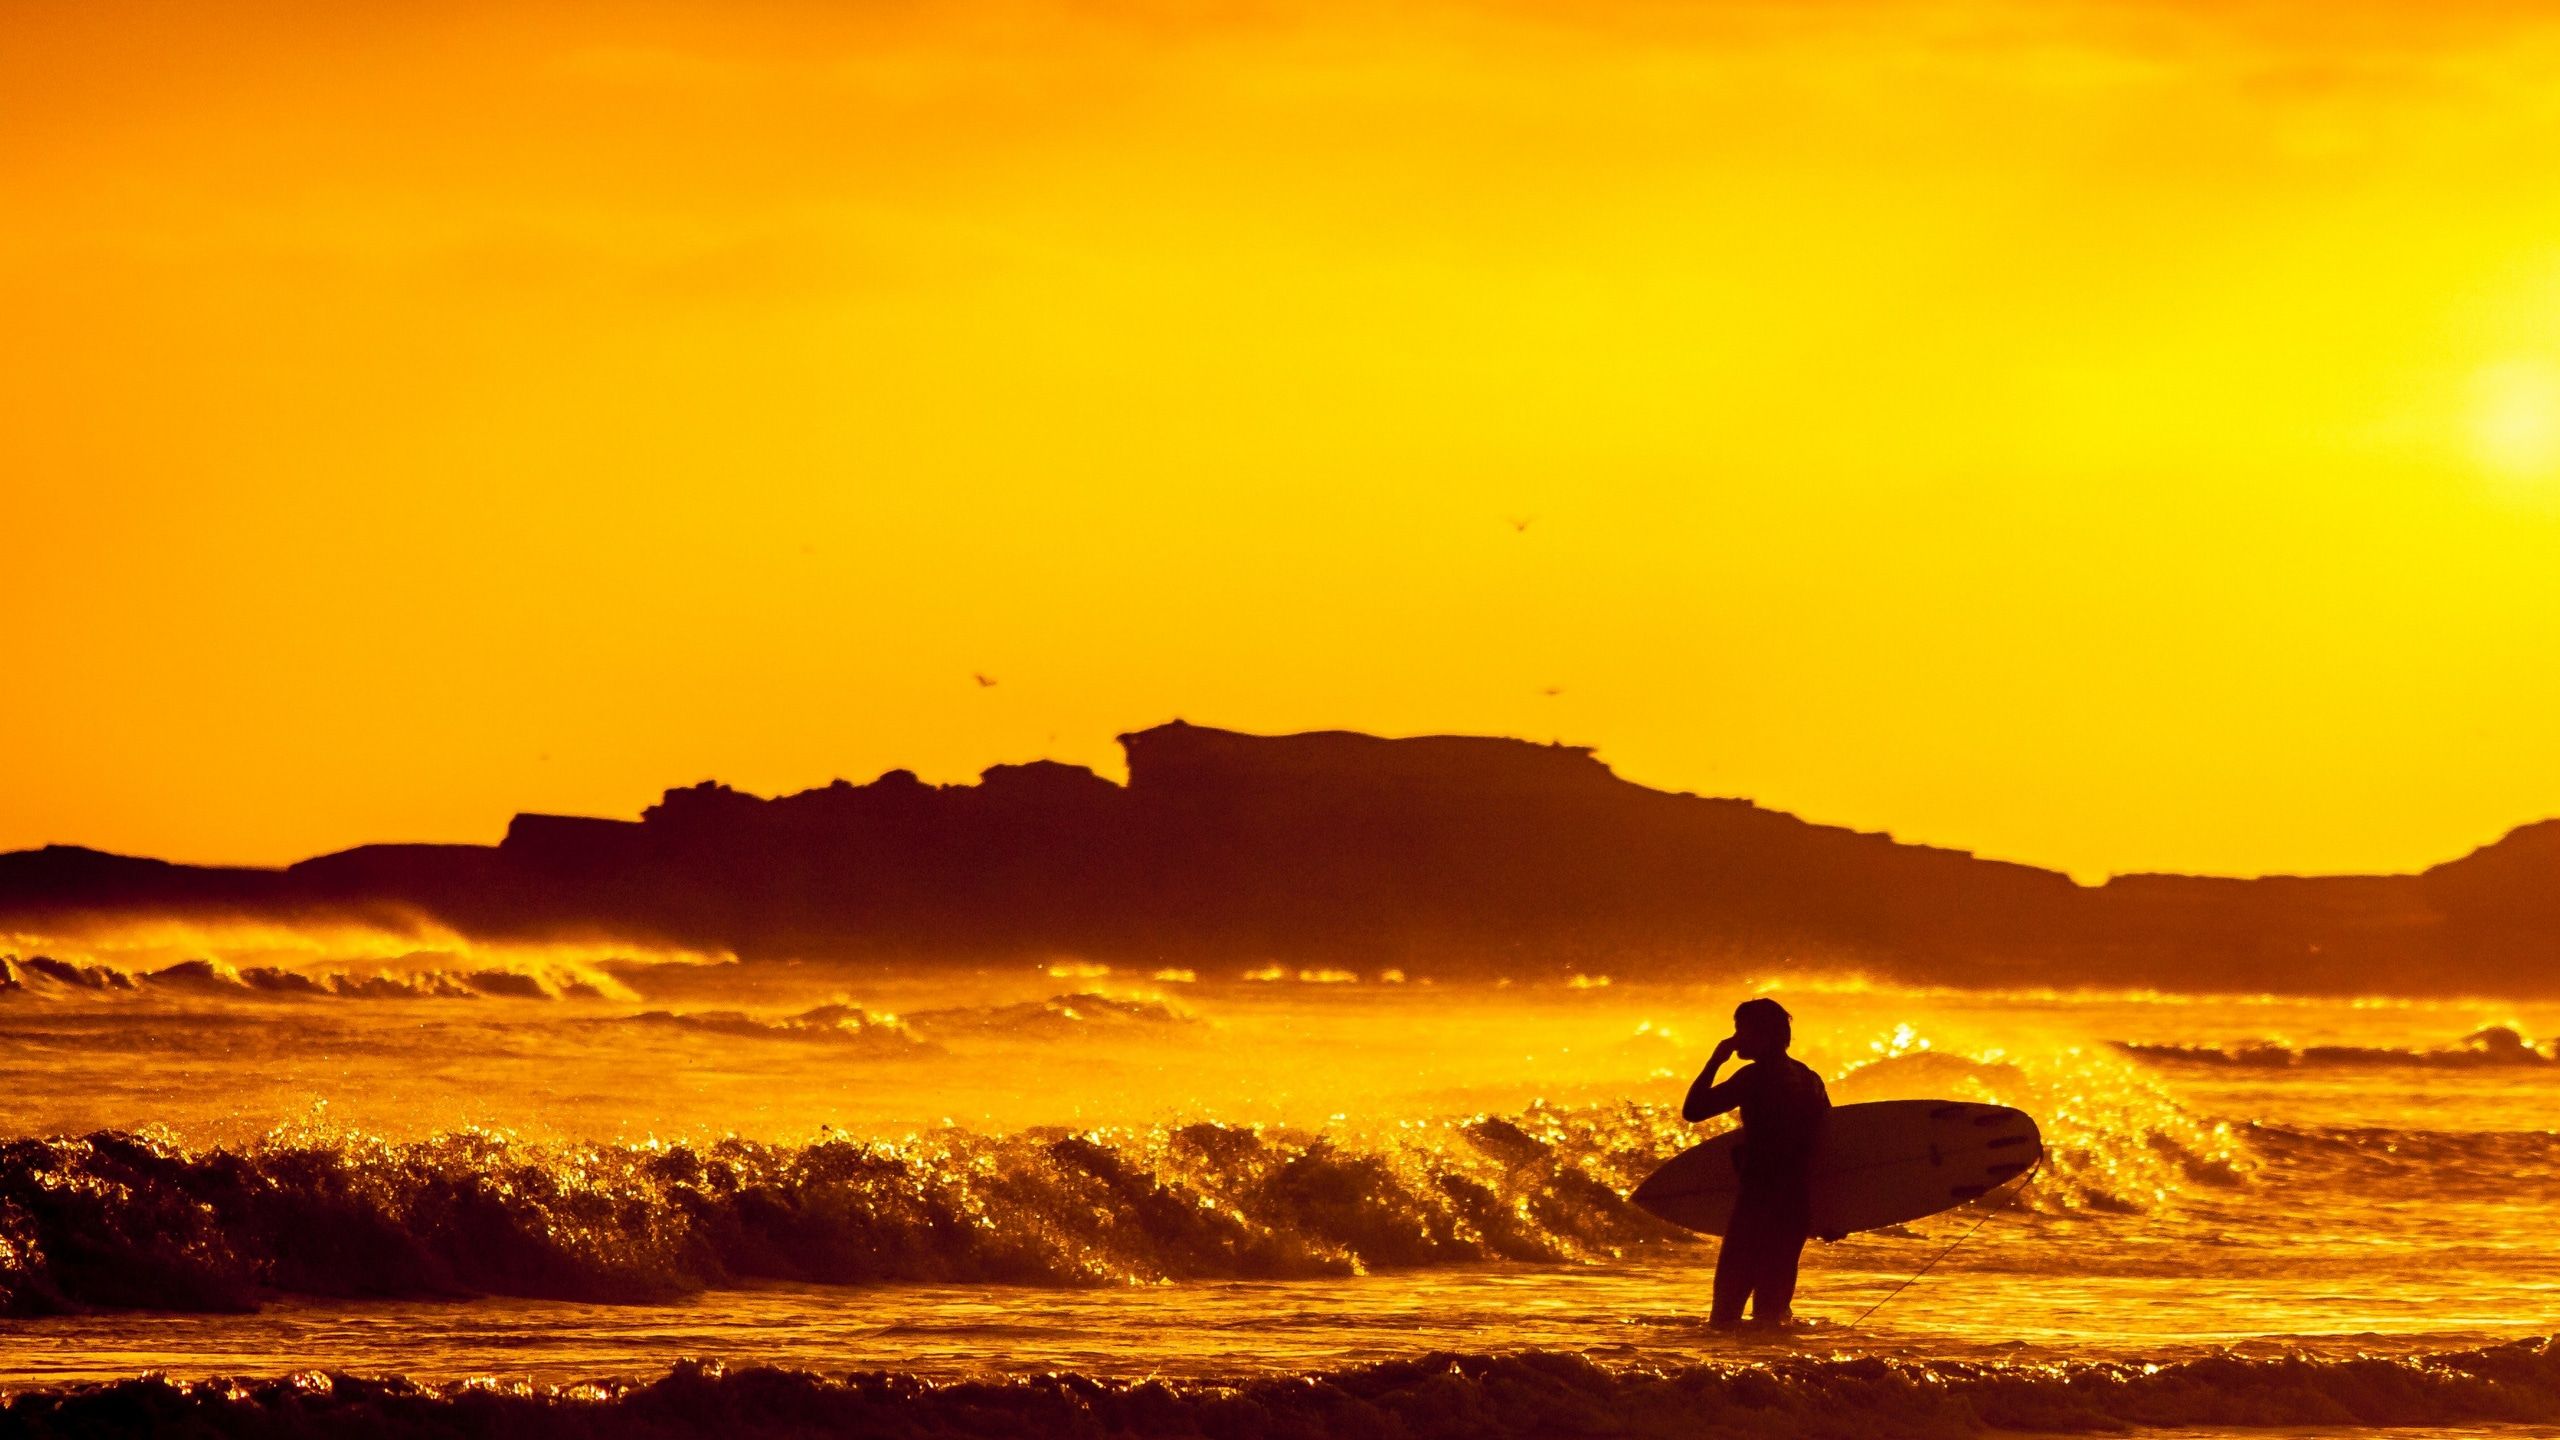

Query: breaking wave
2118;1024;2557;1068
2243;1122;2560;1195
0;1046;2262;1321
7;1342;2558;1437
610;1004;930;1049
0;1026;2277;1316
0;953;610;1002
0;1108;1689;1315
905;991;1194;1035
1827;1040;2252;1212
2;950;1184;1046
597;992;1187;1048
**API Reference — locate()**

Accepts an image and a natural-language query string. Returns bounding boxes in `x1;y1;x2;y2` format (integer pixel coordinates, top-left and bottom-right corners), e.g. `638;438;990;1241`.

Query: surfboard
1630;1099;2041;1238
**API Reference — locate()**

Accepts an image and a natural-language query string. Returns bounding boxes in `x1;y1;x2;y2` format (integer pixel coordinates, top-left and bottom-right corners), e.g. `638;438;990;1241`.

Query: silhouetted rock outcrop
0;721;2552;993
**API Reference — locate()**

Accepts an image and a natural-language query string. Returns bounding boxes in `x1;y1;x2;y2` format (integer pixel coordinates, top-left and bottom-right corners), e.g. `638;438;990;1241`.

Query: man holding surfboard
1637;1009;2045;1326
1681;998;1831;1326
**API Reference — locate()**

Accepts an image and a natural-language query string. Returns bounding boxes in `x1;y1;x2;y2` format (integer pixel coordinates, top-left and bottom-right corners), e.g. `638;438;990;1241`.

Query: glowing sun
2469;359;2560;491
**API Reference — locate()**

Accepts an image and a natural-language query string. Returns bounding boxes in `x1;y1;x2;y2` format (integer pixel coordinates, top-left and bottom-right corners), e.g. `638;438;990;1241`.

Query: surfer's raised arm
1682;1035;1745;1122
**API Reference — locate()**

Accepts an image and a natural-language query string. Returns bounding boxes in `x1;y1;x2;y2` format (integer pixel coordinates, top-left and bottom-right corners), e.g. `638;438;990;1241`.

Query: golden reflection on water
0;953;2551;1389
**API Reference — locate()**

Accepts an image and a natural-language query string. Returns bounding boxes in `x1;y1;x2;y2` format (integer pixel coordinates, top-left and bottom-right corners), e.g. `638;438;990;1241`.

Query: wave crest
0;953;609;1001
8;1341;2558;1437
907;991;1193;1035
2245;1122;2560;1194
599;992;1190;1047
612;1004;929;1048
2119;1024;2557;1068
1829;1039;2251;1213
0;1108;1687;1315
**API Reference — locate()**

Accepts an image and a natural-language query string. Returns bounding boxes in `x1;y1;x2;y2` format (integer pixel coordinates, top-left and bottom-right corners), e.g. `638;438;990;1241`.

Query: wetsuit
1712;1056;1831;1324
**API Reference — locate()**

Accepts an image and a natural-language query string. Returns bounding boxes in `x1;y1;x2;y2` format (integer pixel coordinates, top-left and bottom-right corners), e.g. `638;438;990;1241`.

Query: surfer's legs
1710;1227;1755;1324
1718;1188;1810;1325
1749;1220;1808;1323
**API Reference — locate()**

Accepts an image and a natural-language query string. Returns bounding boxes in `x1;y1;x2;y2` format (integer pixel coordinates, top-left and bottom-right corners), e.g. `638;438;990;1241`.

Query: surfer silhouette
1683;997;1830;1326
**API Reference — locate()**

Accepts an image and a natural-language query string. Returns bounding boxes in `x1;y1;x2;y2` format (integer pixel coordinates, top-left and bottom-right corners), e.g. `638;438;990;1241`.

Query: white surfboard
1630;1099;2041;1238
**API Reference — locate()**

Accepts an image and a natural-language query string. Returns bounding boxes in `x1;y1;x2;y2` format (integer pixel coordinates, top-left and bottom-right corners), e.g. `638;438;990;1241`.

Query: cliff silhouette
4;721;2555;993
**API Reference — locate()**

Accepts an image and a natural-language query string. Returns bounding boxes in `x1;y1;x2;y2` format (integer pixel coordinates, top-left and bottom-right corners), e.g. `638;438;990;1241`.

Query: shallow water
0;950;2555;1434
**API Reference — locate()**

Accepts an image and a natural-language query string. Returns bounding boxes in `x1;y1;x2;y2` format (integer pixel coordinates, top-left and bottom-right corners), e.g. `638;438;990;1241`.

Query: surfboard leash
1840;1153;2042;1332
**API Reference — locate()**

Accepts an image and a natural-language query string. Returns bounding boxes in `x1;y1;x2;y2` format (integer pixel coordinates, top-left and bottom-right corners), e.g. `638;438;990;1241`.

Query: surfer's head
1732;997;1792;1059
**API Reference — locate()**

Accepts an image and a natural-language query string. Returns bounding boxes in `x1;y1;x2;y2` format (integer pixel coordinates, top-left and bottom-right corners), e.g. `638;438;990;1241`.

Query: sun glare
2469;359;2560;494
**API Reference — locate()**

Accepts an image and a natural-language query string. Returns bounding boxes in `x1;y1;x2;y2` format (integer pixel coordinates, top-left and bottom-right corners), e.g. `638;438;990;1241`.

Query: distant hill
3;721;2554;993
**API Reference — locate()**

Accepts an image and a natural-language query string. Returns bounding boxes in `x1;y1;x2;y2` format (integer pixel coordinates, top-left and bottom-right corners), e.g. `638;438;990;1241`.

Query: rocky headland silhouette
4;721;2555;993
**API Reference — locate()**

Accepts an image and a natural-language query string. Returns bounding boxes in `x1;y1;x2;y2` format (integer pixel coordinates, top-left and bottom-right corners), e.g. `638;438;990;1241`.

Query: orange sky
6;0;2559;880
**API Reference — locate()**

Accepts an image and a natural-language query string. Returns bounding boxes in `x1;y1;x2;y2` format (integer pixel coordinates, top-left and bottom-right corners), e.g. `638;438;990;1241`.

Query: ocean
0;943;2555;1437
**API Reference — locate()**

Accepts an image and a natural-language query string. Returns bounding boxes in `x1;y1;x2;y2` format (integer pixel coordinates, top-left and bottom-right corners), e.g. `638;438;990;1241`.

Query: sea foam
4;1342;2556;1438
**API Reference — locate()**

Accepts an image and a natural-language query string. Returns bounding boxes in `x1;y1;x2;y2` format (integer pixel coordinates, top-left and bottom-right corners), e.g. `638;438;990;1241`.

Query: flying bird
1540;686;1565;698
973;673;998;688
1507;516;1535;533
